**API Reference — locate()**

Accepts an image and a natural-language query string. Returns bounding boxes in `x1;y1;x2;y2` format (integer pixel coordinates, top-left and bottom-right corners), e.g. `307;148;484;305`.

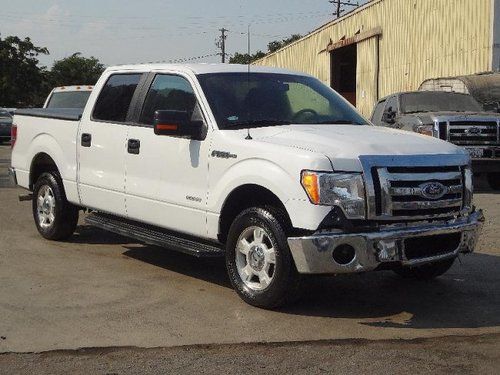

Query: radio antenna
247;24;251;74
245;24;253;140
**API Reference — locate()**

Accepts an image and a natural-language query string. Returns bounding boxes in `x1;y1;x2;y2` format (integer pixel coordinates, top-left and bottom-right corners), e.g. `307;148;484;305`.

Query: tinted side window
371;100;386;125
140;75;196;125
92;74;142;122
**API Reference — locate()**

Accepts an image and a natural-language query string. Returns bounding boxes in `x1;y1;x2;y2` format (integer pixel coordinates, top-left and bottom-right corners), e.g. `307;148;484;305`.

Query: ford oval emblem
465;127;481;135
419;182;448;200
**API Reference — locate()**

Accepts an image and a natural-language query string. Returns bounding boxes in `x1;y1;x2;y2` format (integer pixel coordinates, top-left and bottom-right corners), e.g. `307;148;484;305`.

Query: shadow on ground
115;236;500;330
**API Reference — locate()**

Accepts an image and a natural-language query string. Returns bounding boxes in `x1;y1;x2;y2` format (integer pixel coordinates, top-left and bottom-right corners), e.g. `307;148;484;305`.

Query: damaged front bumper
288;209;484;274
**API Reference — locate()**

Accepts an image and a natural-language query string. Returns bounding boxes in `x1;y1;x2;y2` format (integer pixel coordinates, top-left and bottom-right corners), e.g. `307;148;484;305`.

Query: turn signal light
156;124;178;131
301;171;320;204
416;125;434;137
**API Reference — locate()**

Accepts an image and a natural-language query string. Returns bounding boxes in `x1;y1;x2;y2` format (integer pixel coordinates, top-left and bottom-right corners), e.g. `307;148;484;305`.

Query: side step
84;213;225;257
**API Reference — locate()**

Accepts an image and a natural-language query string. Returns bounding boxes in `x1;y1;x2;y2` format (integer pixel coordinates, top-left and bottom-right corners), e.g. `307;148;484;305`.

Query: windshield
400;92;483;113
46;91;92;109
197;73;367;129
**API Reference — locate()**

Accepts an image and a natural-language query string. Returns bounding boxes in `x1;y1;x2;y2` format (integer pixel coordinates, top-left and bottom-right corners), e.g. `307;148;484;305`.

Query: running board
85;213;224;257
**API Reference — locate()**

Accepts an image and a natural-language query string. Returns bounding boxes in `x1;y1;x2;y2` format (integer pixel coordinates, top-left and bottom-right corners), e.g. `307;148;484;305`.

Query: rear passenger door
77;73;144;216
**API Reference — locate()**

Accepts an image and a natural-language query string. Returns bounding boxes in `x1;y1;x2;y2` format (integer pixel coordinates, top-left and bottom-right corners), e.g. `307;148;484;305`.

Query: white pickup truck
9;64;483;308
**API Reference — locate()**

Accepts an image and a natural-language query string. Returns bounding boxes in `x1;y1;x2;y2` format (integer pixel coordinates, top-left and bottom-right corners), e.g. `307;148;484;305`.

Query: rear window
46;91;91;109
92;74;142;122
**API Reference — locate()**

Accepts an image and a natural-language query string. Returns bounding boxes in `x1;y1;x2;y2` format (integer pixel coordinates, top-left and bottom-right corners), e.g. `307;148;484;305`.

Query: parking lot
0;143;499;373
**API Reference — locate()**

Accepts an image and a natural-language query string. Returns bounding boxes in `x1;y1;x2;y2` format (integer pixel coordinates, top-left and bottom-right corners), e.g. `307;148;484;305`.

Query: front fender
208;157;331;231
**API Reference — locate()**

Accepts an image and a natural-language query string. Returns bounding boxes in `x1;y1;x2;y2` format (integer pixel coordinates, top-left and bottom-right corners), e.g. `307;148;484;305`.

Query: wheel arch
218;184;293;243
29;152;60;190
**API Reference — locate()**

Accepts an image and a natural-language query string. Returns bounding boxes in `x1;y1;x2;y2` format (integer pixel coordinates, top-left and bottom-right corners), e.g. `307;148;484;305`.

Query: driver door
124;72;212;237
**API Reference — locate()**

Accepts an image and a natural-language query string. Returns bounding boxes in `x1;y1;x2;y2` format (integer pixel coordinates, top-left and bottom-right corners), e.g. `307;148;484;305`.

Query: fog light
332;244;356;265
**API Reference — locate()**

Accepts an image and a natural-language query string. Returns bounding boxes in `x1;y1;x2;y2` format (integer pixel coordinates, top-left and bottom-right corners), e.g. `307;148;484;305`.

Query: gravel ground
1;334;499;375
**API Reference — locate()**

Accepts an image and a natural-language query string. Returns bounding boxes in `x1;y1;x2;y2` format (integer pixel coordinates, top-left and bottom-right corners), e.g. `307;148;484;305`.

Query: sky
0;0;368;68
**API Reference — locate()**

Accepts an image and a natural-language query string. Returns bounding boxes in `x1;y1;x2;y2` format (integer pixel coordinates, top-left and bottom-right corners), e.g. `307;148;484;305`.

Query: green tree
0;35;49;107
229;51;266;64
229;34;302;64
267;34;302;53
49;52;105;87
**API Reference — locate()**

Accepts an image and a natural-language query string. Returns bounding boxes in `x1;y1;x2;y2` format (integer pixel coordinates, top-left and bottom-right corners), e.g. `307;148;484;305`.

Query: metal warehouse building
254;0;500;117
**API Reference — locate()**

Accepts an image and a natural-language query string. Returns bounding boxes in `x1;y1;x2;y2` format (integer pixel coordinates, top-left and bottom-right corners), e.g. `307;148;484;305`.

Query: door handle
81;133;92;147
128;139;140;154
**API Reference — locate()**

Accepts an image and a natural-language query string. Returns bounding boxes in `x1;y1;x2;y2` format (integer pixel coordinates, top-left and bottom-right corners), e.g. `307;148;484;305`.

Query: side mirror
382;107;396;124
153;110;203;139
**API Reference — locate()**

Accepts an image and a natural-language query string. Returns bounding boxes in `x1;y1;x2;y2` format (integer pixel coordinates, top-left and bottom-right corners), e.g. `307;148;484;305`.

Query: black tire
225;206;301;309
32;171;79;240
487;173;500;191
393;258;455;280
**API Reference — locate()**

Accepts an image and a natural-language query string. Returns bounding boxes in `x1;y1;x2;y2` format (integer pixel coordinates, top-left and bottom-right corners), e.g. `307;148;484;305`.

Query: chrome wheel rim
37;185;56;229
235;226;276;291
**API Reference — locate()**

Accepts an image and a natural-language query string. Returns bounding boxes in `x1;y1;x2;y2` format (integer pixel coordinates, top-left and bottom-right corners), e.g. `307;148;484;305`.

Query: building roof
254;0;380;62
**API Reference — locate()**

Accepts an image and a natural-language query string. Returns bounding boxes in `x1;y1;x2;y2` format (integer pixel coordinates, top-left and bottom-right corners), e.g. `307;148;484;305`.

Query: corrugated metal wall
254;0;493;116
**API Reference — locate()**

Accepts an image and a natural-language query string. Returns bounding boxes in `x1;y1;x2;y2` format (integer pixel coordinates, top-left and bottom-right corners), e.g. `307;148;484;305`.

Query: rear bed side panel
11;114;80;204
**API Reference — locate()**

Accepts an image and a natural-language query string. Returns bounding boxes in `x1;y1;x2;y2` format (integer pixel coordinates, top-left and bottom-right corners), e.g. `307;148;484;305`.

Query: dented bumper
288;209;484;274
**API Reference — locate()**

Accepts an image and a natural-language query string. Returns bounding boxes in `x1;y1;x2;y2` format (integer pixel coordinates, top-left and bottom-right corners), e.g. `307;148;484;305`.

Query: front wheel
32;171;79;240
225;207;301;309
393;258;455;280
487;173;500;191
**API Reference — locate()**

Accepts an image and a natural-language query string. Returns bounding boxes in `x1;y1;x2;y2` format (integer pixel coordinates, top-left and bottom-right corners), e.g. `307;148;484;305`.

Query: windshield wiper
225;119;291;129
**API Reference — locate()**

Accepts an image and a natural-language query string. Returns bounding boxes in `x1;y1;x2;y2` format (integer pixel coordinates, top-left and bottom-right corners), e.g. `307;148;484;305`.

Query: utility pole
216;28;228;63
328;0;359;18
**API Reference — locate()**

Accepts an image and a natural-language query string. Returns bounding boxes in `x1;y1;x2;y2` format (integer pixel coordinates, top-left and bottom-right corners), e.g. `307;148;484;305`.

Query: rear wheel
487;173;500;191
32;172;79;240
225;207;301;309
393;258;455;280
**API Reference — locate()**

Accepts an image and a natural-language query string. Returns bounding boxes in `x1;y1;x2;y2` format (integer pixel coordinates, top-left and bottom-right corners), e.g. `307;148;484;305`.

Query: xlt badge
211;150;237;159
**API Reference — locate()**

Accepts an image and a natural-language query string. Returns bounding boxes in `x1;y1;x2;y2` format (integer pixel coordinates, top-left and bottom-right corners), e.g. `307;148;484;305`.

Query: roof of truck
105;63;306;76
50;85;94;92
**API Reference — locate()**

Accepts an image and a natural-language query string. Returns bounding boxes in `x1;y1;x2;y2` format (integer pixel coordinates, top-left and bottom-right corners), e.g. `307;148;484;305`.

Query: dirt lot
0;143;499;373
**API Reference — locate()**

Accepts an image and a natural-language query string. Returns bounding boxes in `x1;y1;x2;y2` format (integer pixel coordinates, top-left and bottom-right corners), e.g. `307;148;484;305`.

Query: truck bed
11;108;81;204
15;108;83;121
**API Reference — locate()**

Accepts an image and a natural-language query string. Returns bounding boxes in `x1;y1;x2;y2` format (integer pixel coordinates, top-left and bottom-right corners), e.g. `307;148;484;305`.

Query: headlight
416;124;435;137
301;171;366;219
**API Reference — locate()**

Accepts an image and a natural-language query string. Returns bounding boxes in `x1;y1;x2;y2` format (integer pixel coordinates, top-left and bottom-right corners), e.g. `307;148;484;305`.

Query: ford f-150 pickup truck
9;64;483;308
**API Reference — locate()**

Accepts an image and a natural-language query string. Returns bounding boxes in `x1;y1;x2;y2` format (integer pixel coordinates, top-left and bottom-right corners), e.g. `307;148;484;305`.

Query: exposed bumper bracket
288;210;484;274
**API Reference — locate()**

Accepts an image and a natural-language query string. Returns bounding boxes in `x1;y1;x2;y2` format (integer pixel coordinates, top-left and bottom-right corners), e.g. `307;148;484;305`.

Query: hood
247;124;464;171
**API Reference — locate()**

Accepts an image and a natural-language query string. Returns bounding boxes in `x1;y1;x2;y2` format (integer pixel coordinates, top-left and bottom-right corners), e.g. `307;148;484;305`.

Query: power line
145;52;220;64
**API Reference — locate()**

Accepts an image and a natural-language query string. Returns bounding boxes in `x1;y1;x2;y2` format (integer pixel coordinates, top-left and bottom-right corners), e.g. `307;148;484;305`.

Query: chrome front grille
360;154;471;222
375;166;463;219
441;120;500;146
